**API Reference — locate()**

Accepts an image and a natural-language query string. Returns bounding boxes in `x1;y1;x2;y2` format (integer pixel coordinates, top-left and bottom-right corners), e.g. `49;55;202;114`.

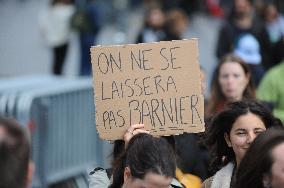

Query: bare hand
123;124;150;148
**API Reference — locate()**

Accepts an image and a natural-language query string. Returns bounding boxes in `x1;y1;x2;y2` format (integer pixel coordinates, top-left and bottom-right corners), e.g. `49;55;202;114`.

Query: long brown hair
207;54;255;116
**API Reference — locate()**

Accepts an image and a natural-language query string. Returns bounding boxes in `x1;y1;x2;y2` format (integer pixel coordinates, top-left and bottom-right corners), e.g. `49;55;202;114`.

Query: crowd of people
2;0;284;187
87;100;284;188
87;0;284;187
38;0;284;122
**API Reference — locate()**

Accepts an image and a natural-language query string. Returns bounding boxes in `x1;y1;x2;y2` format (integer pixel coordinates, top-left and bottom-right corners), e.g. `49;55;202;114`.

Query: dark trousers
53;43;68;75
79;33;94;76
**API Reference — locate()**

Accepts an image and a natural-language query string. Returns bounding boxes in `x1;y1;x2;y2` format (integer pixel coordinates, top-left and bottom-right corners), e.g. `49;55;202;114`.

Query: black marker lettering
170;47;181;69
97;53;109;74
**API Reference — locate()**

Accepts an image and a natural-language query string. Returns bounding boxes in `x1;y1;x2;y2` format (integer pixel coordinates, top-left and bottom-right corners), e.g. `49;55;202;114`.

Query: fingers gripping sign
123;124;150;148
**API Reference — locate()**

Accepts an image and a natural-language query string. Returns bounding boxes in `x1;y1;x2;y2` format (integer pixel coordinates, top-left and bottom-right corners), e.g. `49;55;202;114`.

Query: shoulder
171;178;185;188
201;176;213;188
89;167;111;188
210;163;235;188
260;63;284;83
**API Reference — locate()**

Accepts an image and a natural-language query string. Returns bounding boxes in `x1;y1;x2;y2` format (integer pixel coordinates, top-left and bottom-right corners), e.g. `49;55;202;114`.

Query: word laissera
100;75;177;100
100;95;203;130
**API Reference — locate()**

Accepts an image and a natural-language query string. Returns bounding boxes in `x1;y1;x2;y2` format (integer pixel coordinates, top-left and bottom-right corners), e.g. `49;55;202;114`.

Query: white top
39;4;75;47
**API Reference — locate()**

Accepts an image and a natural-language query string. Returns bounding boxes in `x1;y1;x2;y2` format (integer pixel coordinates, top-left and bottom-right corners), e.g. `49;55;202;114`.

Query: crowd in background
38;0;284;124
2;0;284;187
59;0;284;187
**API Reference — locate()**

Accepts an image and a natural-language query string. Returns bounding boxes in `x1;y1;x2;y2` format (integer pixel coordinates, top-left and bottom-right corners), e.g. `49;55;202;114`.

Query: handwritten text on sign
91;39;204;140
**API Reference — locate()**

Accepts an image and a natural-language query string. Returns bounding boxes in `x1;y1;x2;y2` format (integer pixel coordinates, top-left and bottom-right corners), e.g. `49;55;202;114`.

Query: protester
207;54;255;116
163;9;188;41
71;0;102;75
216;0;271;69
201;100;282;188
236;128;284;188
136;7;166;43
39;0;75;75
89;124;184;188
233;33;265;86
109;133;176;188
262;1;284;66
0;116;34;188
257;60;284;124
175;132;209;182
262;1;284;44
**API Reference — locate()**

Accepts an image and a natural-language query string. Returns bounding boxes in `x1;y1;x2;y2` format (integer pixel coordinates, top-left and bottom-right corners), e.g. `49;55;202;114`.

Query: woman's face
269;142;284;188
218;62;249;102
123;167;172;188
225;112;266;166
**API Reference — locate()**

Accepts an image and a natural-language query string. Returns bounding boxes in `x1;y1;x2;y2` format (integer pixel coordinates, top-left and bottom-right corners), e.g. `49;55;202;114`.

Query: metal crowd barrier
0;75;59;117
0;76;112;188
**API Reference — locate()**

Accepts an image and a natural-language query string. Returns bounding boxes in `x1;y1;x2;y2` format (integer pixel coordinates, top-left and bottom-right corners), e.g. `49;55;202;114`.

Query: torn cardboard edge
91;39;204;140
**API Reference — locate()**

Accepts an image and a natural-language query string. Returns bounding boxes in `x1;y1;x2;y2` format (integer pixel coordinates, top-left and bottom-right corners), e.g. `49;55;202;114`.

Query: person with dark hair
89;124;184;188
207;54;255;116
236;128;284;188
0;116;34;188
216;0;272;70
110;133;176;188
201;100;282;188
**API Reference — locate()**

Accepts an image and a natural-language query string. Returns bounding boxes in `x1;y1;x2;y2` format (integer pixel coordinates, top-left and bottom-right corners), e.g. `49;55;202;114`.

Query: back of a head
110;133;176;188
236;128;284;188
0;117;30;188
127;134;176;179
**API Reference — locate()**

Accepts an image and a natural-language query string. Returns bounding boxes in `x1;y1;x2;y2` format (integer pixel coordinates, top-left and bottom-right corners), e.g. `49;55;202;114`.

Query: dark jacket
216;18;272;69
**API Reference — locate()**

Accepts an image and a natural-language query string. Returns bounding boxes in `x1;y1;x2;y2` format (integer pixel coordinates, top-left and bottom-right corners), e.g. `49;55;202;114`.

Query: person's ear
26;161;34;188
124;166;131;183
263;174;272;188
224;133;232;147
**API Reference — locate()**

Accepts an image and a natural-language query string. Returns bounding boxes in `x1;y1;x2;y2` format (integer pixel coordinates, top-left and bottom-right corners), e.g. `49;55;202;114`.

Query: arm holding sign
123;124;150;148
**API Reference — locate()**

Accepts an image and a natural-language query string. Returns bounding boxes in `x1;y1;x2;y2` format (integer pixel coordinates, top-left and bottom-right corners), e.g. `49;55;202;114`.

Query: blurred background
0;0;229;93
1;0;284;187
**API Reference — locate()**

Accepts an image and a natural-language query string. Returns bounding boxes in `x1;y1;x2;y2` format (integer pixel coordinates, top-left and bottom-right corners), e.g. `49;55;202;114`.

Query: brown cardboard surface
91;39;205;140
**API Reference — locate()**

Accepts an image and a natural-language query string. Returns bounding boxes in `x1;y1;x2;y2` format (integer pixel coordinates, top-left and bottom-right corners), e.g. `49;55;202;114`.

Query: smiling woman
201;100;282;188
224;112;266;166
236;128;284;188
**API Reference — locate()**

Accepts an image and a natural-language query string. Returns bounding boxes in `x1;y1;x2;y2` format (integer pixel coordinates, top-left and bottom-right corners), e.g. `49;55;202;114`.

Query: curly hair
205;100;282;173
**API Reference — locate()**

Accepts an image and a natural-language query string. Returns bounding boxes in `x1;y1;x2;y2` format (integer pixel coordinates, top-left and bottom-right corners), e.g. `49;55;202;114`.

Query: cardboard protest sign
91;39;205;140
